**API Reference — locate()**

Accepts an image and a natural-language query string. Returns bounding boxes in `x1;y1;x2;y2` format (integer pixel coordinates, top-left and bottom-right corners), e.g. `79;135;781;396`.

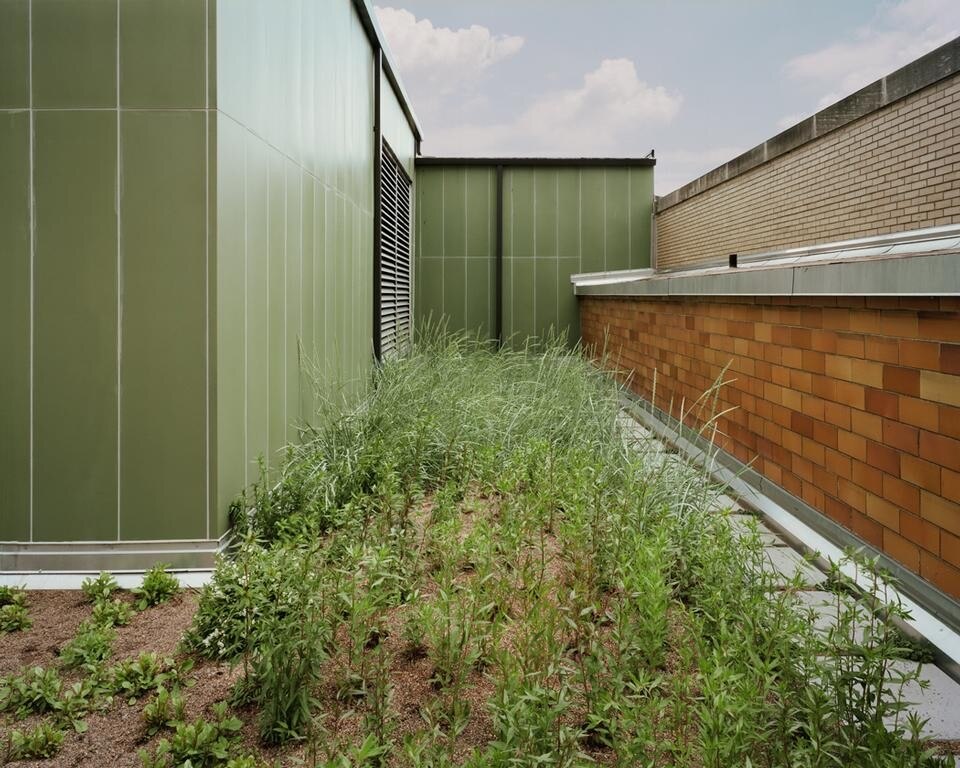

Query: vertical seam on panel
204;109;210;539
510;173;517;336
282;162;287;446
203;0;210;539
555;172;559;339
578;170;582;272
298;173;302;422
115;0;122;540
463;171;467;327
243;134;248;488
266;157;271;471
441;169;445;318
28;0;34;541
533;172;536;336
628;170;632;269
603;168;607;272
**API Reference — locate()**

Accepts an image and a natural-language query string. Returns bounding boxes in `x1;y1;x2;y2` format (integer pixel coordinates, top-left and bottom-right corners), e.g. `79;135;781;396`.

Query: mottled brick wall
581;295;960;598
656;74;960;269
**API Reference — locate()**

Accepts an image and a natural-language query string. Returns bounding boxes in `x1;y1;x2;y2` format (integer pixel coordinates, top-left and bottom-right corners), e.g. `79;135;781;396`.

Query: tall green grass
183;330;950;767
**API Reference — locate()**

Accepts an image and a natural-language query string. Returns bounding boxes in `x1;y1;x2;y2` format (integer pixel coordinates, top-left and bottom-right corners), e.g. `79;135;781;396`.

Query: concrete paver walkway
618;411;960;742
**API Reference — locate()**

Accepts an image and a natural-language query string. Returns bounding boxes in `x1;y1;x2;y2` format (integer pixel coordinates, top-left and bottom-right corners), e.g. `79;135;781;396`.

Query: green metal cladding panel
33;110;118;541
1;0;395;546
415;166;497;340
381;70;416;179
0;111;31;540
415;164;653;348
119;110;207;541
213;0;379;535
0;0;214;546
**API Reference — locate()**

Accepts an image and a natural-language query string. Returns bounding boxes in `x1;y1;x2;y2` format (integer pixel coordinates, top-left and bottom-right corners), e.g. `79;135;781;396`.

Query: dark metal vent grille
378;143;412;360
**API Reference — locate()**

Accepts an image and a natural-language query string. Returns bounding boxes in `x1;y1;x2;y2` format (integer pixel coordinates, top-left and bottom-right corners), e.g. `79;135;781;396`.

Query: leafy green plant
0;666;62;717
0;600;31;633
108;652;184;704
6;721;65;760
143;685;187;736
91;596;135;627
81;571;121;603
0;587;30;632
138;702;243;768
133;564;180;609
59;620;115;671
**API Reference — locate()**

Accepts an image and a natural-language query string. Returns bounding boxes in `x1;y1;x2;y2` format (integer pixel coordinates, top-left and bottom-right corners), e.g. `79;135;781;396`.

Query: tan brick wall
656;74;960;269
581;295;960;599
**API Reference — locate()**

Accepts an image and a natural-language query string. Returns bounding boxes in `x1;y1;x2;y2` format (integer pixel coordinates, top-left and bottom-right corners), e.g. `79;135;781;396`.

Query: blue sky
375;0;960;194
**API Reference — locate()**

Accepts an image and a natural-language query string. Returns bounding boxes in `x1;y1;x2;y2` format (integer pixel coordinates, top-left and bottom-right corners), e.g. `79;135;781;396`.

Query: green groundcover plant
178;328;952;767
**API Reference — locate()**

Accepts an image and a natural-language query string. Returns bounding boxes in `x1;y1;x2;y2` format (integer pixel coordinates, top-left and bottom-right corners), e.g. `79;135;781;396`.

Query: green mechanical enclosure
0;0;417;562
415;163;654;346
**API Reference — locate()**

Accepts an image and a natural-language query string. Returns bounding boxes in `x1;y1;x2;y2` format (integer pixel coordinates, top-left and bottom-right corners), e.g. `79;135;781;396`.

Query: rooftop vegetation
1;332;950;766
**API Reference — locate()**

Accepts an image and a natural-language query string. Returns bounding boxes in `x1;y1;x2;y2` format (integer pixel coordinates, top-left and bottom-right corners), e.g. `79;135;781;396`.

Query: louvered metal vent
377;142;412;360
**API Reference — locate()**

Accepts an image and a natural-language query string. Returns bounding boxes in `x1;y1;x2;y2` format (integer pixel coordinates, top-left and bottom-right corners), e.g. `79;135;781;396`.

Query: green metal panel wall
214;0;408;534
416;166;498;340
415;164;653;346
0;0;214;543
381;70;416;179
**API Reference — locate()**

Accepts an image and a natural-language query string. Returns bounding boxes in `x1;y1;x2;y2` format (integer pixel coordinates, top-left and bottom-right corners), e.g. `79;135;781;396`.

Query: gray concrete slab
726;513;785;546
886;661;960;740
791;590;866;641
708;493;744;513
760;546;827;587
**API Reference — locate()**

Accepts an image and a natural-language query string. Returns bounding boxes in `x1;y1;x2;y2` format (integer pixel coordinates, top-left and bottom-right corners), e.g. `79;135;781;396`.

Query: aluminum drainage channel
620;393;960;679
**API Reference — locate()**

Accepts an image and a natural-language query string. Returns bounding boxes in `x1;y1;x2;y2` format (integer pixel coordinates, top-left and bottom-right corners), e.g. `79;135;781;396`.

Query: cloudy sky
374;0;960;195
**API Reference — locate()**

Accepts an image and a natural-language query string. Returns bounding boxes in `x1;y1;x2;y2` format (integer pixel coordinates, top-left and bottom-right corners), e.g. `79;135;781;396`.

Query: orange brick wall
581;295;960;598
655;74;960;269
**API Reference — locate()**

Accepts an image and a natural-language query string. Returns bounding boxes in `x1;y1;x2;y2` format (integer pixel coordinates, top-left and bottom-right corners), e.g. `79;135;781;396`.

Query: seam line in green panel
204;109;210;538
28;0;34;541
243;130;248;488
116;0;122;540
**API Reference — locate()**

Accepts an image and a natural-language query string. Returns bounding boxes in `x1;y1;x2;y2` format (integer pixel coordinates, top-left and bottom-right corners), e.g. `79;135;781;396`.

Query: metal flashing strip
0;569;214;591
571;225;960;296
0;531;231;573
416;157;656;168
620;390;960;676
351;0;423;144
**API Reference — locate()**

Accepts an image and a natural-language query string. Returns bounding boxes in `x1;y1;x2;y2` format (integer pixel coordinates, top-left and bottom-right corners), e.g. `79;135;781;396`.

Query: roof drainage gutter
621;390;960;678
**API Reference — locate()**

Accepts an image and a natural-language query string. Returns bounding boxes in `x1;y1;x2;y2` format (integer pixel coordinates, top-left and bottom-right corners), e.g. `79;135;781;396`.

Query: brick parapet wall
655;73;960;269
581;295;960;598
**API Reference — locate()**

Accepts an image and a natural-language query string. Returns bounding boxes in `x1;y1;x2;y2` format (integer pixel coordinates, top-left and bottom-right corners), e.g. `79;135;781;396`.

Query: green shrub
81;571;120;603
133;564;180;610
91;596;135;627
0;600;31;633
138;702;242;768
108;652;184;704
59;620;115;671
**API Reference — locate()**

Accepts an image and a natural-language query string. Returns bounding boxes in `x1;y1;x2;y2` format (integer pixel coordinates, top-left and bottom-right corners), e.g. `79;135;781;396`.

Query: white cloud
785;0;960;100
374;6;524;96
427;58;682;156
